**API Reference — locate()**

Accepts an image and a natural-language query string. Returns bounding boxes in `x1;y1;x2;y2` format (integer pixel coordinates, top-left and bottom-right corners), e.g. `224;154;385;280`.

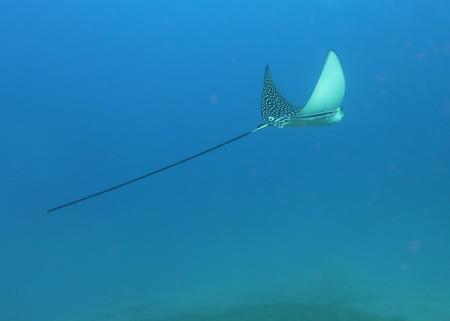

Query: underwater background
1;0;449;320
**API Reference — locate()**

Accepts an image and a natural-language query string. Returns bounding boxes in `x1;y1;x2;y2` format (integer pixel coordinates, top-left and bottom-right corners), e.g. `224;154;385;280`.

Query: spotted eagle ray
48;50;345;213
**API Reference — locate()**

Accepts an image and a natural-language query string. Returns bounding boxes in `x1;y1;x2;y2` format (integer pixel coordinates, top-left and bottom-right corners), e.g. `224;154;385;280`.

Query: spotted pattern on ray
261;66;301;127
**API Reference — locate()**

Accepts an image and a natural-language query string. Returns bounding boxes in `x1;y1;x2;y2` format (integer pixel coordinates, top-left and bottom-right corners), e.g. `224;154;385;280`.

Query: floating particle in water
208;94;219;105
407;240;421;253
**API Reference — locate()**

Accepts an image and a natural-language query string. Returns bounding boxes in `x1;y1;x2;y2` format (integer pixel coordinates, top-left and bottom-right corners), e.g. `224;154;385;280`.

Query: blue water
1;1;449;320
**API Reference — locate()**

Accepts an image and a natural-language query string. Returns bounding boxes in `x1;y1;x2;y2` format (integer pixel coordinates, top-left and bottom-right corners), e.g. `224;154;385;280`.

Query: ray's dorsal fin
261;65;300;126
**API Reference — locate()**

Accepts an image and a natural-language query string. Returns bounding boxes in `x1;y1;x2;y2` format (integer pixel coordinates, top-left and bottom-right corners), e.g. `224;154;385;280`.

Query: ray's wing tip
327;49;342;62
328;48;337;54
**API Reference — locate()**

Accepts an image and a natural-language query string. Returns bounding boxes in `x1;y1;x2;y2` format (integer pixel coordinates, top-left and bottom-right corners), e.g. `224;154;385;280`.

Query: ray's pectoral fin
261;65;301;128
288;50;346;126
